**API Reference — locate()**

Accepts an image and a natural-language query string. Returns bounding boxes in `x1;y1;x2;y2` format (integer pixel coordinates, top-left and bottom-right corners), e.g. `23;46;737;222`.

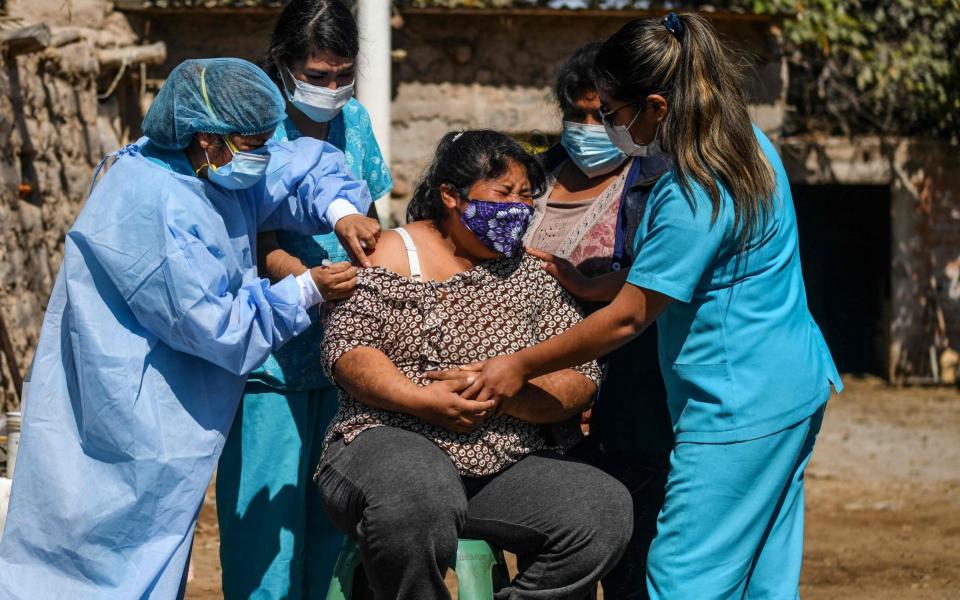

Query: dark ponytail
407;130;546;226
595;13;776;244
263;0;359;83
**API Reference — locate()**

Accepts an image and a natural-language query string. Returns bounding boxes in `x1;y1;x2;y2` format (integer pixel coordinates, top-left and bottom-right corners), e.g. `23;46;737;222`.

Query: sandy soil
185;377;960;599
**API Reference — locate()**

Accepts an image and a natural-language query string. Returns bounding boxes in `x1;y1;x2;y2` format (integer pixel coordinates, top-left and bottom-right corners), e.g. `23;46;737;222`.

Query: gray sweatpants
316;426;633;600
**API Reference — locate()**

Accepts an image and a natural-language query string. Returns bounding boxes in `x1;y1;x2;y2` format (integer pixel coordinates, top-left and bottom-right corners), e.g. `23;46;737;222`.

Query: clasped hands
416;355;533;434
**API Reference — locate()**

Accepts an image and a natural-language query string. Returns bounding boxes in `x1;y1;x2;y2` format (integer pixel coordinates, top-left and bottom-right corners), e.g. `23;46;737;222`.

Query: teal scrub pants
647;405;826;600
217;382;342;600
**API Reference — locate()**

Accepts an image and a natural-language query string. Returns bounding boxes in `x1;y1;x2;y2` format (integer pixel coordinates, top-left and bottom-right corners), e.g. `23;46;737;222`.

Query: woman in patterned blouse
316;130;632;599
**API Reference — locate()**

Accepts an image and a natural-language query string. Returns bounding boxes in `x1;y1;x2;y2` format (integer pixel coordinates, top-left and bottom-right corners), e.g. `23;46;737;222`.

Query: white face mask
603;110;662;158
283;65;354;123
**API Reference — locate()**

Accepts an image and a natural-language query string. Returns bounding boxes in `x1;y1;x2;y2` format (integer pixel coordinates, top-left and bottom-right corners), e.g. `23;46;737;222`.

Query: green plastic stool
325;536;509;599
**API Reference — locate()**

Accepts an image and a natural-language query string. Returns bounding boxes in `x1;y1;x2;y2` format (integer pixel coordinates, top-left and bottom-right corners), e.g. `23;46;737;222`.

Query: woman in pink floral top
525;42;675;598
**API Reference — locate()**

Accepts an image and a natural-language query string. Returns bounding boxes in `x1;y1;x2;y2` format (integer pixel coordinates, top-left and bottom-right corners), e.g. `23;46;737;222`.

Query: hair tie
663;13;684;39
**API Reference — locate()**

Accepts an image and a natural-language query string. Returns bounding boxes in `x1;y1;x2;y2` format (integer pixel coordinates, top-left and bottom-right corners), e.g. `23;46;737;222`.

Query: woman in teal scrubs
216;1;392;598
453;13;842;599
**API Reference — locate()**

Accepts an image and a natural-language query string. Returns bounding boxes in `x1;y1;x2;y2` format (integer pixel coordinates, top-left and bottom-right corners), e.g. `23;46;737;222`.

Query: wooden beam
0;310;22;405
0;23;51;57
114;3;283;15
49;28;82;48
98;42;167;68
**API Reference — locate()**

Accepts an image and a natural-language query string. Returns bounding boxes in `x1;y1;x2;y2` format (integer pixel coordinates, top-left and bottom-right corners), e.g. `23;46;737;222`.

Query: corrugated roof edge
114;0;792;19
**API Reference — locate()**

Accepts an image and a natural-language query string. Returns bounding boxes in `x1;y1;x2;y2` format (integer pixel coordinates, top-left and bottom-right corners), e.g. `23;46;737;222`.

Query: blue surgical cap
142;58;286;150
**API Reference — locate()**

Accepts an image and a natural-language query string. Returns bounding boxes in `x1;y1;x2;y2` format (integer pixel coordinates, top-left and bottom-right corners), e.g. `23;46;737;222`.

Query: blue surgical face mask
560;121;627;178
204;137;270;190
283;65;354;123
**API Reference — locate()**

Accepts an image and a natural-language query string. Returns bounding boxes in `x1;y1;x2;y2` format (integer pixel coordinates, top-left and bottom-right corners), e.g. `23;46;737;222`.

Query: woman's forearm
258;231;308;282
519;284;671;379
499;370;595;424
333;346;495;433
580;270;629;303
333;347;424;413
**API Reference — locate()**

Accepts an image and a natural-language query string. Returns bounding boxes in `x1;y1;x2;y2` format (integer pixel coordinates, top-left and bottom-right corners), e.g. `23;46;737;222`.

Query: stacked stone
0;37;102;411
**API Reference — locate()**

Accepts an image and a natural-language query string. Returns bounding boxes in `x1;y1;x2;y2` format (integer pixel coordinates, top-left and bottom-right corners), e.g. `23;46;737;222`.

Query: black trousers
579;322;674;599
569;437;670;599
316;426;633;600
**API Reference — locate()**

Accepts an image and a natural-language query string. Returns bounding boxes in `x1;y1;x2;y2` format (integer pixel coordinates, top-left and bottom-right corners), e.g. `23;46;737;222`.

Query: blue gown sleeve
71;187;312;376
258;136;373;234
626;179;732;303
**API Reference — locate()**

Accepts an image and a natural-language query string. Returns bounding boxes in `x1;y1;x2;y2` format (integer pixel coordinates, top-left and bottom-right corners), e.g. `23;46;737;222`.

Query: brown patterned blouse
320;253;602;477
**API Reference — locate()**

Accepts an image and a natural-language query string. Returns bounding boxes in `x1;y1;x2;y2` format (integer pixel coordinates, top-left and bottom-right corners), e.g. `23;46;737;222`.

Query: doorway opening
793;184;891;376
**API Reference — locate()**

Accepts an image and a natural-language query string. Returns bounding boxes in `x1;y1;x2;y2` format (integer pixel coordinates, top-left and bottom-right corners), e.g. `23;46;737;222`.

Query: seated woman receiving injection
316;130;631;600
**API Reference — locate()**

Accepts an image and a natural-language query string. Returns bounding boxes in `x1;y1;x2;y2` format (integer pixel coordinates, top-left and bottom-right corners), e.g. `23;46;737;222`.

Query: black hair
554;41;603;118
407;130;547;227
263;0;359;83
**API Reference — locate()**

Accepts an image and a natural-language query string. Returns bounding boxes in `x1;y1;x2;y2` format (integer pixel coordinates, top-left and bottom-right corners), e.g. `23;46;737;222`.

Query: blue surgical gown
0;136;371;599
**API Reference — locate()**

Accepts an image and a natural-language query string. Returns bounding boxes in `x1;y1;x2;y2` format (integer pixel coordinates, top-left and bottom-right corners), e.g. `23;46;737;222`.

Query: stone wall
0;0;143;411
123;8;785;216
391;11;785;204
0;40;102;411
892;141;960;382
6;0;109;29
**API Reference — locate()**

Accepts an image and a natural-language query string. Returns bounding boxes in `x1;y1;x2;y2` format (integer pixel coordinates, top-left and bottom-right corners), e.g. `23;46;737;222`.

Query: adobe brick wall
124;9;786;222
0;0;141;411
893;140;960;380
0;40;103;411
781;136;960;381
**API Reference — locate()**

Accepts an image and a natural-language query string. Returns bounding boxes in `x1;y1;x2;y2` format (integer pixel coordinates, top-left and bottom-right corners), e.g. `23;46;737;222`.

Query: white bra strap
393;227;423;282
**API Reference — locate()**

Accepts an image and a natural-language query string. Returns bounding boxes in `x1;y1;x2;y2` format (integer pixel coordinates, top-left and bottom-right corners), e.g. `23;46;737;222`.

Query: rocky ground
186;377;960;599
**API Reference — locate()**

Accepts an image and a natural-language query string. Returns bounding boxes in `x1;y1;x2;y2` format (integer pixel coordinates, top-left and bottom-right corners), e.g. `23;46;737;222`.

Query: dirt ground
185;377;960;599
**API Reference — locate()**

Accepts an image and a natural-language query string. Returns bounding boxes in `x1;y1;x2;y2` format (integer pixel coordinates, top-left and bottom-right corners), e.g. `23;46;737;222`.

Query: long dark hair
263;0;359;83
595;13;775;244
407;130;547;227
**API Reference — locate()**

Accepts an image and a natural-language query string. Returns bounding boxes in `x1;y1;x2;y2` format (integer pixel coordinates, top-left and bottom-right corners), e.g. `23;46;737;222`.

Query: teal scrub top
250;98;393;391
626;126;842;443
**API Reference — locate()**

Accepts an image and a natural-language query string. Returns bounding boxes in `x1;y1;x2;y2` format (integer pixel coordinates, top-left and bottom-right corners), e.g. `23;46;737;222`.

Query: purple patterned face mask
460;199;534;257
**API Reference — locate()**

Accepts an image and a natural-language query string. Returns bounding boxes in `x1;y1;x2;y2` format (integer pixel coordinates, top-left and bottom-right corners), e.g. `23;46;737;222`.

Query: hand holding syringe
310;258;357;301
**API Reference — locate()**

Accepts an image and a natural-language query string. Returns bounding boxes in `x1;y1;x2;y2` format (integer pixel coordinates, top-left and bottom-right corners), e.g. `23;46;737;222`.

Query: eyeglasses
222;135;269;156
599;100;642;126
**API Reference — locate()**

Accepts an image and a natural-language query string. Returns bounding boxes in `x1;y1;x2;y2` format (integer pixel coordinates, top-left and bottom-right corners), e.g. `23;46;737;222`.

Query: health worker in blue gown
216;2;394;598
0;57;378;600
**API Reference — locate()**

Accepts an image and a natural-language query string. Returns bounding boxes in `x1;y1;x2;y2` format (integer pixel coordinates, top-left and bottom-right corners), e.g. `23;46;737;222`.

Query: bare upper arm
366;230;411;276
